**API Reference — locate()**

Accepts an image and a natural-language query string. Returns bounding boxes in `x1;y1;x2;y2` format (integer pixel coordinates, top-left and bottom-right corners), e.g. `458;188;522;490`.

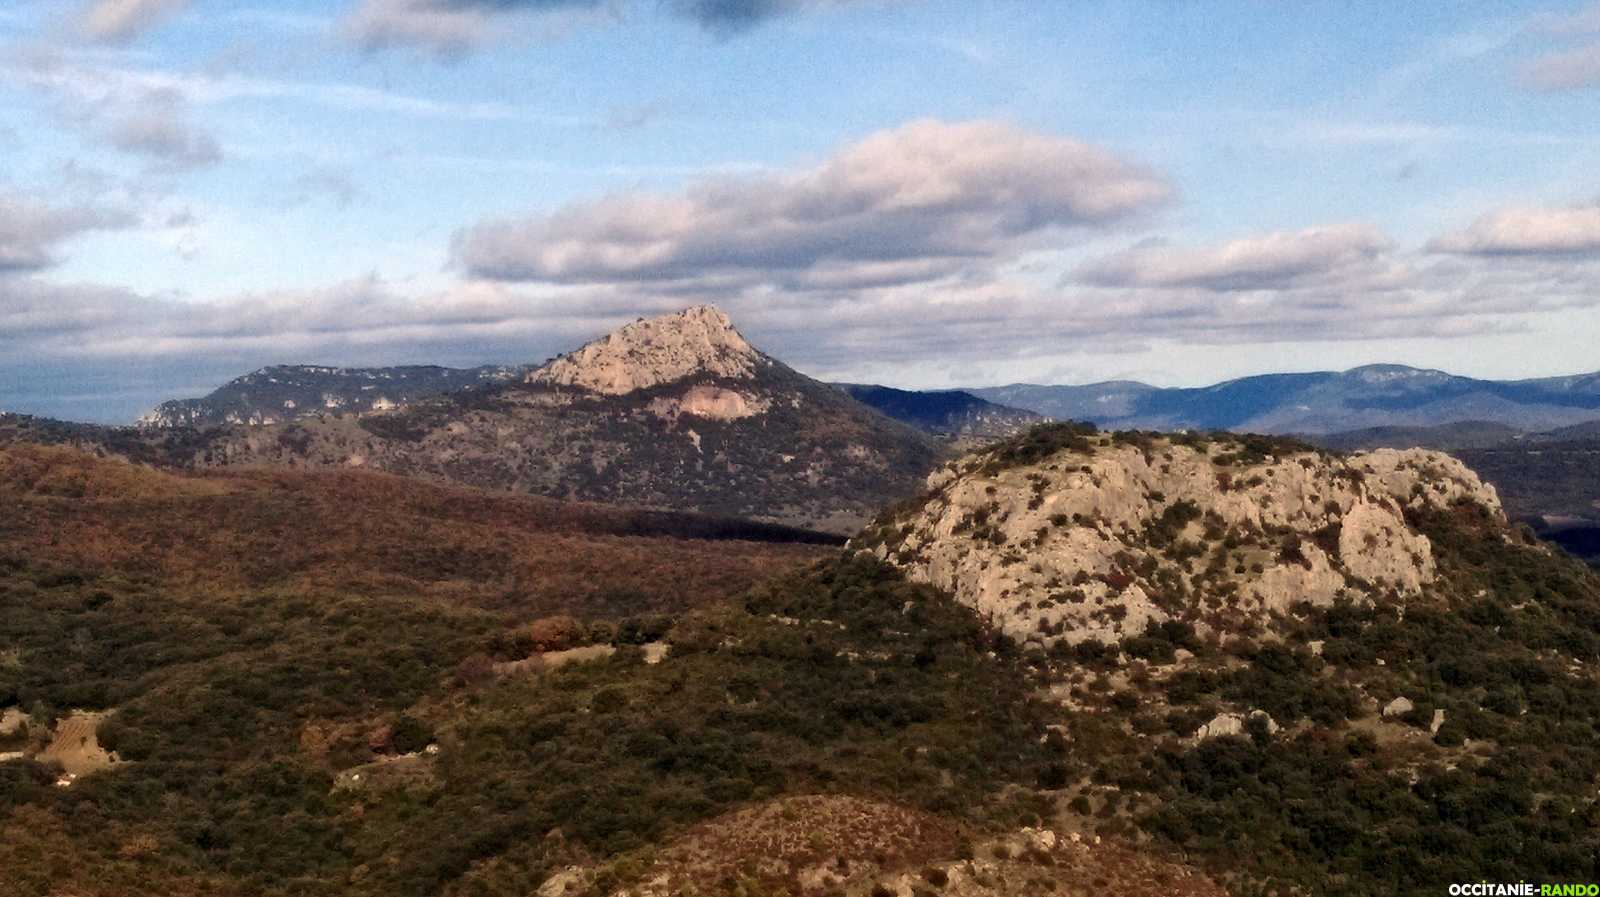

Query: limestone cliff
529;305;763;395
859;426;1501;647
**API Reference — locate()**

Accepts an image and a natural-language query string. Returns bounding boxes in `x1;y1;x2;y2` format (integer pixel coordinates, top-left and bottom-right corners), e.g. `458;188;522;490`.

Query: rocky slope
860;424;1501;647
1310;420;1600;566
153;306;943;532
10;427;1600;895
852;423;1600;893
537;795;1227;897
138;364;522;428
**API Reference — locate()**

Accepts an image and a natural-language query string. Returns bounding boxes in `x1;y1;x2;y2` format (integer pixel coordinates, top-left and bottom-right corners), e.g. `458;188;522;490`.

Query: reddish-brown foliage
0;443;831;620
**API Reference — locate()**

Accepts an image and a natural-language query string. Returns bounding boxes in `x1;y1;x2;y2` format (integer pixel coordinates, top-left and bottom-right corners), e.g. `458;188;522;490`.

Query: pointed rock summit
529;305;765;395
90;302;942;532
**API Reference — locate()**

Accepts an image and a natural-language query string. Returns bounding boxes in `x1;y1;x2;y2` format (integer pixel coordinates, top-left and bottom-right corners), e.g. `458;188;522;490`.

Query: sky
4;0;1600;422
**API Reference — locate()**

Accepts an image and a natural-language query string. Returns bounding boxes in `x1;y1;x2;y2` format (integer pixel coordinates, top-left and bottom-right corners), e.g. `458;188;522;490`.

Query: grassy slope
0;445;1055;897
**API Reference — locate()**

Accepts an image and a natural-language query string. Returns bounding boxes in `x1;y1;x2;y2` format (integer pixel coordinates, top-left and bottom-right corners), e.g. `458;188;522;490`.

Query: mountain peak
530;304;765;395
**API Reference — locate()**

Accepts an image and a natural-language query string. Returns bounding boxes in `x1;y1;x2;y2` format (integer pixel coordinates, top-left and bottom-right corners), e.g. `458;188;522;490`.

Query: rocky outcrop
647;385;772;422
1382;696;1415;718
1195;710;1279;740
530;305;763;395
862;428;1502;647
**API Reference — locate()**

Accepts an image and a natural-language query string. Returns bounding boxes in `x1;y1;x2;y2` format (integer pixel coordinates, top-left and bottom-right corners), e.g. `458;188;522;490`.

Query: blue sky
4;0;1600;422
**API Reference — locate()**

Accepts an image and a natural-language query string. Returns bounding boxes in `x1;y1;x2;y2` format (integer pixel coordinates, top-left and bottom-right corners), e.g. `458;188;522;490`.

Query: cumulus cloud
0;195;135;272
1428;201;1600;256
454;119;1173;288
103;90;222;171
1074;224;1394;291
8;56;224;174
8;223;1600;422
742;246;1600;380
77;0;190;44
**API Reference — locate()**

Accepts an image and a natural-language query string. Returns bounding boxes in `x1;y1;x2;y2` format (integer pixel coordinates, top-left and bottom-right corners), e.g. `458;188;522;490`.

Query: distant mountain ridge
969;364;1600;434
139;363;523;429
26;306;944;534
833;383;1042;443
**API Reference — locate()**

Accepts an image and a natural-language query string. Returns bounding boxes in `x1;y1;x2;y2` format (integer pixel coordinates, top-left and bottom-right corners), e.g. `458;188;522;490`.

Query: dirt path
38;710;119;777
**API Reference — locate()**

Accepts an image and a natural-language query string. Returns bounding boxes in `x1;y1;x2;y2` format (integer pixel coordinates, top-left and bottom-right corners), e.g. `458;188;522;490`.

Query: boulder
1382;696;1414;718
1195;710;1278;740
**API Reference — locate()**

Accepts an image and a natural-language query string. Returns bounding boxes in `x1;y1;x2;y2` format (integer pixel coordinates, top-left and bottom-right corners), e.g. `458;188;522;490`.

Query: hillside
181;307;942;532
0;442;834;618
857;423;1600;893
970;364;1600;434
4;307;946;534
8;430;1600;895
835;383;1044;445
138;364;523;429
0;440;1224;897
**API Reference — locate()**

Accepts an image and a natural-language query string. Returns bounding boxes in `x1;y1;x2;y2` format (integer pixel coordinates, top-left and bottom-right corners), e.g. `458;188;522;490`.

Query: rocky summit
529;305;762;395
860;424;1502;647
100;305;944;533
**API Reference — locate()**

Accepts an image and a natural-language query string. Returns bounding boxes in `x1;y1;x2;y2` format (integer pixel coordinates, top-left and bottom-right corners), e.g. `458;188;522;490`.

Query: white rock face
1353;449;1503;513
536;866;589;897
1195;710;1279;740
530;305;763;395
867;434;1502;647
0;707;27;737
1382;696;1415;718
647;385;772;422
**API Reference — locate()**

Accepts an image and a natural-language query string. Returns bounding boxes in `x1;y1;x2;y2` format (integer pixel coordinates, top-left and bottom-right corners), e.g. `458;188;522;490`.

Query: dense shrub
981;422;1099;472
0;553;1060;897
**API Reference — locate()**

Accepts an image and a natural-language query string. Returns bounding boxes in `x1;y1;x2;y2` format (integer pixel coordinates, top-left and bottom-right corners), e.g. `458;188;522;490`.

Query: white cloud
77;0;189;44
1516;4;1600;91
1075;224;1394;291
0;195;135;272
103;89;222;171
1429;201;1600;256
454;119;1173;288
